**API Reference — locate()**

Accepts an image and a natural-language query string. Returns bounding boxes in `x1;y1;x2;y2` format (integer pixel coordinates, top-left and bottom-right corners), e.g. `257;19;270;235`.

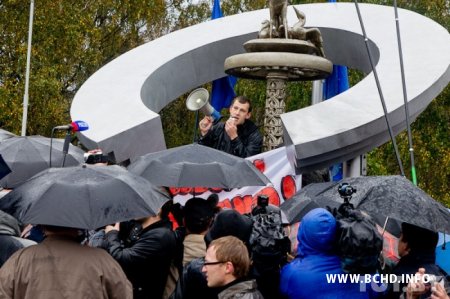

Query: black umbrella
280;175;450;233
0;165;170;230
128;143;270;188
0;154;12;180
280;181;338;224
0;135;85;188
0;129;16;142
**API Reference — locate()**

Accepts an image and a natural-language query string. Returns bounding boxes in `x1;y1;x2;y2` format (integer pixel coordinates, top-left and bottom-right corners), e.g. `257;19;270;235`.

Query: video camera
251;195;269;216
337;183;357;215
84;151;109;164
338;183;357;198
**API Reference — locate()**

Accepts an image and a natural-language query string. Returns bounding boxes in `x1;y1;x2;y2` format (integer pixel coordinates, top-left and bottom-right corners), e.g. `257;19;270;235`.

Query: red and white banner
170;147;302;214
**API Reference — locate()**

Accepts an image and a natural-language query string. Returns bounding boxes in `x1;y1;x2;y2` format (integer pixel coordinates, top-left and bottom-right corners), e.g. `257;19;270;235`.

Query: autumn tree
0;0;448;203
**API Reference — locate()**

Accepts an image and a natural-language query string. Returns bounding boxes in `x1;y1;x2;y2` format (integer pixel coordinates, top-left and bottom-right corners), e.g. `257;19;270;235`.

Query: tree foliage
0;0;448;203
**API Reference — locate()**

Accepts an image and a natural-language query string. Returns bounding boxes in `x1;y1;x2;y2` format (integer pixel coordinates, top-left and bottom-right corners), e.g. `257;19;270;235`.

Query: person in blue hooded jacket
280;208;376;299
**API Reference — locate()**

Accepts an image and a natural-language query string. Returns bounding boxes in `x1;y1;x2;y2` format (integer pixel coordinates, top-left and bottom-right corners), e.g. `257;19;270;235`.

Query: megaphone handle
193;110;199;143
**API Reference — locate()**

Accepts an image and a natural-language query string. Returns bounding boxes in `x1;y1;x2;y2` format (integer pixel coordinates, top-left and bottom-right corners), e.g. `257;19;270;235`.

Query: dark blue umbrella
0;155;11;180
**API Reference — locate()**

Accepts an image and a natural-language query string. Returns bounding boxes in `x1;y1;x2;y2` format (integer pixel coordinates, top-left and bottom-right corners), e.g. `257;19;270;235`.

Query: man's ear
245;112;251;120
225;261;234;275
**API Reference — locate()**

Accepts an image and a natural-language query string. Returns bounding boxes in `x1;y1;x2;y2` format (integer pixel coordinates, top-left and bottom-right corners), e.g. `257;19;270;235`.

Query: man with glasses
202;236;264;299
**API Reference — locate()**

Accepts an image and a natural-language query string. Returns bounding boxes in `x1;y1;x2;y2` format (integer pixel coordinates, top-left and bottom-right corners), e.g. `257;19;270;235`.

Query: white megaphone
186;88;221;121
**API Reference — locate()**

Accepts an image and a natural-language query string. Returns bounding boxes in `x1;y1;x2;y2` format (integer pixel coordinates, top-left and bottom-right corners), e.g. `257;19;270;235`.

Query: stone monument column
224;5;332;150
264;72;288;151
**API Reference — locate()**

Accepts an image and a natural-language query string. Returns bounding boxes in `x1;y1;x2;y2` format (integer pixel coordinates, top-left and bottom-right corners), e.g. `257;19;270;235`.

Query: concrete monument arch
71;3;450;171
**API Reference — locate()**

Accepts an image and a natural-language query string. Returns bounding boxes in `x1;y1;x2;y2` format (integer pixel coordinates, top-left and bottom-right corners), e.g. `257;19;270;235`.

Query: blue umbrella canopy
0;155;11;180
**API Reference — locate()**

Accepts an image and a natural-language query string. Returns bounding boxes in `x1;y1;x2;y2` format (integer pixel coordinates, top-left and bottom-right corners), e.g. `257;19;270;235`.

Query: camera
257;194;269;208
251;195;269;216
338;183;356;198
84;152;109;164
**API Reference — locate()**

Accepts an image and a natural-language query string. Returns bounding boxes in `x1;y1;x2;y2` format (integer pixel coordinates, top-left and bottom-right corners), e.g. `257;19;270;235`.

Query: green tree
0;0;448;203
0;0;170;136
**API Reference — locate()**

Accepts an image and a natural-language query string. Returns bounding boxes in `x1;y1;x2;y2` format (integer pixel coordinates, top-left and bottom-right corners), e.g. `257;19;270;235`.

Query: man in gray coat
202;236;264;299
0;210;35;267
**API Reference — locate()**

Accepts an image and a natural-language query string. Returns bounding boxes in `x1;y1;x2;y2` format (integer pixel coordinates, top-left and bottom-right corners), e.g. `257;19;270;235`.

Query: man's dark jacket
104;219;177;299
198;120;262;158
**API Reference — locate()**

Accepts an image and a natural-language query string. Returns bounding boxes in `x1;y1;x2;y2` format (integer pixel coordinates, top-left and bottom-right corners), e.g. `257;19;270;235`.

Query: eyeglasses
203;261;226;266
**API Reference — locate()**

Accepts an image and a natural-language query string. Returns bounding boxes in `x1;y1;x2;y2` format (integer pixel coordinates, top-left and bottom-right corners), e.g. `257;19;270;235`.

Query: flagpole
393;0;417;185
353;0;405;176
21;0;35;136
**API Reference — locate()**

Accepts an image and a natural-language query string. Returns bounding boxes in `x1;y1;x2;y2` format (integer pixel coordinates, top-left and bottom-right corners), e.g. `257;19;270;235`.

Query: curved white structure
71;3;450;170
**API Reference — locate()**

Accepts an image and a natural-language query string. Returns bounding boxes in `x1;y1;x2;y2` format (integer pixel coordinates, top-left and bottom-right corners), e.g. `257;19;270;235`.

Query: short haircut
401;222;438;251
231;95;252;113
209;236;250;279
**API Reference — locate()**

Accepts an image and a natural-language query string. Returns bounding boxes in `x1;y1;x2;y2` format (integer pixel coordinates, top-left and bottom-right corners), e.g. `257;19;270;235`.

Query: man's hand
199;116;213;136
431;281;449;299
406;268;427;299
105;222;120;234
225;117;238;140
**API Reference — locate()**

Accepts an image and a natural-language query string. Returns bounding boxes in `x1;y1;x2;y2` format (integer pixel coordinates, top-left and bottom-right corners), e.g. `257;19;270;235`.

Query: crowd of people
1;196;449;299
0;96;449;298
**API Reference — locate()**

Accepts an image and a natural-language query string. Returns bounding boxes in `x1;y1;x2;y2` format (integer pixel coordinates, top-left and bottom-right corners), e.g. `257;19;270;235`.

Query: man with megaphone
198;96;262;158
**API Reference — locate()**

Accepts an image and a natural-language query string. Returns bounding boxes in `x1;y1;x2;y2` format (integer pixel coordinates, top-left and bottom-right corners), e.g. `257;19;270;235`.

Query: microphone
54;120;89;132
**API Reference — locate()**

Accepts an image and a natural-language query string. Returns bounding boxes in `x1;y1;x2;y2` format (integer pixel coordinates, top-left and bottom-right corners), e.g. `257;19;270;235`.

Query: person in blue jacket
280;208;377;299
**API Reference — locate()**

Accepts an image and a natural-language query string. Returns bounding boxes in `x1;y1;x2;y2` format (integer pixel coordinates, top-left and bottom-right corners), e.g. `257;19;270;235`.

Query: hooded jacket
0;211;35;267
280;208;375;299
218;279;264;299
198;119;262;158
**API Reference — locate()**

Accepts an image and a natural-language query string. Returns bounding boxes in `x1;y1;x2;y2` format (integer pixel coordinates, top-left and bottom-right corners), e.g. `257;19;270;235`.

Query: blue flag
324;65;349;181
210;0;237;112
324;0;349;181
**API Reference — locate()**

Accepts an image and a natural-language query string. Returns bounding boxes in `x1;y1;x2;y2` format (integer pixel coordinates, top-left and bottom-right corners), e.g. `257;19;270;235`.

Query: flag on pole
324;65;349;181
323;0;349;181
210;0;237;112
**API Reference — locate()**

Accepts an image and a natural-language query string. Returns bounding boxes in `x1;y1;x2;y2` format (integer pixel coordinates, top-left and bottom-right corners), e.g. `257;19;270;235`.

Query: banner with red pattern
170;147;301;214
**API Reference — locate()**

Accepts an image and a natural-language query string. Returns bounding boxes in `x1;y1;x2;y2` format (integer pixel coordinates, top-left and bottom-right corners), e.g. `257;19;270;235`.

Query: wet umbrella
280;181;338;224
0;165;170;230
280;175;450;233
128;143;270;188
0;135;85;188
0;129;16;142
0;154;12;180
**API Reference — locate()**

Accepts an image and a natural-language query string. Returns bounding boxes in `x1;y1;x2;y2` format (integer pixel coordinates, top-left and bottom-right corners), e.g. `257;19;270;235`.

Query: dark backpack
247;208;291;299
332;203;383;274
